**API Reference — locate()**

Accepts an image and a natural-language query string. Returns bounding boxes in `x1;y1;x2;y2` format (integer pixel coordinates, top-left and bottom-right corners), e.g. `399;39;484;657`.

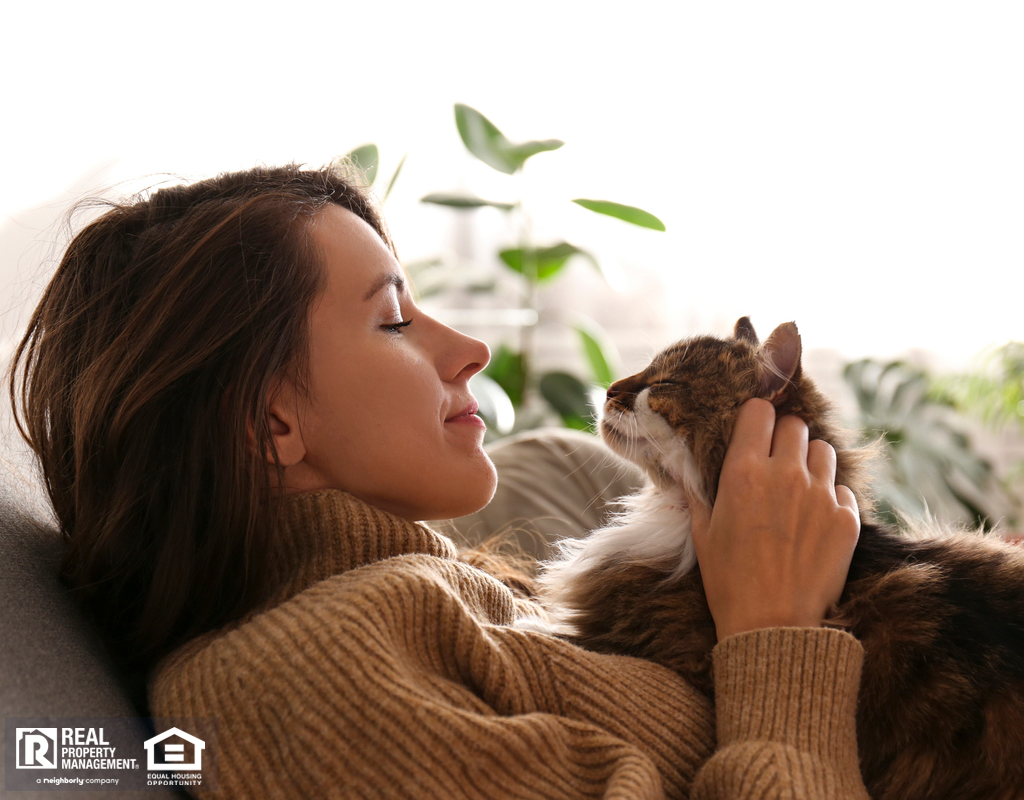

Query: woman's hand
690;398;860;642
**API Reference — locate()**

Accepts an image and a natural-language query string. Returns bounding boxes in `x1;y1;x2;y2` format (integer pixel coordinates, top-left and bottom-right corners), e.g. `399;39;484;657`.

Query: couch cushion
446;427;644;558
0;467;185;798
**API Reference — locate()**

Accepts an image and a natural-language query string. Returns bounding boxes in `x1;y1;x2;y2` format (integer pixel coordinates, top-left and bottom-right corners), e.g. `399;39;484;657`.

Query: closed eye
382;318;413;333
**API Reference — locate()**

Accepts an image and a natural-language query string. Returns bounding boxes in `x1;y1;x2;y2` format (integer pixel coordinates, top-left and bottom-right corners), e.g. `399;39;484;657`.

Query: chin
399;453;496;522
438;455;498;521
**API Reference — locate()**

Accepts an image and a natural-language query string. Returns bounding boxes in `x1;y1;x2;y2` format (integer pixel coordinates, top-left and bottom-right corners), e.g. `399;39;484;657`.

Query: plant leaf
382;152;407;202
345;144;379;185
504;139;565;169
455;104;512;173
420;192;516;211
469;373;515;435
539;371;594;431
572;198;666;231
843;356;1016;530
484;344;527;408
499;242;587;282
455;104;563;174
574;325;615;387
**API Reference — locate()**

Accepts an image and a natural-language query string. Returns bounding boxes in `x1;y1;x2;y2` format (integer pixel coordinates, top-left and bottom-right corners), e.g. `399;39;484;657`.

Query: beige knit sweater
149;489;870;799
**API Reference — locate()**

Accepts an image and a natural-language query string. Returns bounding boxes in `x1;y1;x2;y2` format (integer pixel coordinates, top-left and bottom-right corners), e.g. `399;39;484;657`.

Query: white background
2;1;1022;370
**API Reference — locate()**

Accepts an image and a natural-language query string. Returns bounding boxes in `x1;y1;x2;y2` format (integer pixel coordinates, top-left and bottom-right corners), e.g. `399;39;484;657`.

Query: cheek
635;392;676;444
348;351;445;440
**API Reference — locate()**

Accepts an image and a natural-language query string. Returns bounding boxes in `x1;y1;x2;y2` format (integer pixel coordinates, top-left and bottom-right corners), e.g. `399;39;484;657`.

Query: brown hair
8;164;391;672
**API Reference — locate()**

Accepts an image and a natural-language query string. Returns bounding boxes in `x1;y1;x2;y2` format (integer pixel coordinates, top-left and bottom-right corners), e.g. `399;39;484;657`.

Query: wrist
715;607;827;642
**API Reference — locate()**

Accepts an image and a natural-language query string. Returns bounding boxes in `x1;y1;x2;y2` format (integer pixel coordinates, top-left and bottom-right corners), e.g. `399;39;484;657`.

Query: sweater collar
267;489;457;602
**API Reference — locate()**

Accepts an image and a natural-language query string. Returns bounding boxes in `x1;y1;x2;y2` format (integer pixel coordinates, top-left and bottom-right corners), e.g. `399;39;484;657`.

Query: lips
445;401;480;422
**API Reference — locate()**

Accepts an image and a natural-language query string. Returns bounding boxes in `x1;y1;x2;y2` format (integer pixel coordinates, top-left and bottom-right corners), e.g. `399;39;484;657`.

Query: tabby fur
538;317;1024;800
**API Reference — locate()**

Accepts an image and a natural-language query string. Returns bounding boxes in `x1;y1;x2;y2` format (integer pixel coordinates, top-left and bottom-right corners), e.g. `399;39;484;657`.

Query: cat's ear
734;316;759;345
756;322;802;402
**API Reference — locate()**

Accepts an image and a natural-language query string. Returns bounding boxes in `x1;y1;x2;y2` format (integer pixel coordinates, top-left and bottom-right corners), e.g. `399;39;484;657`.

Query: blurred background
2;1;1021;529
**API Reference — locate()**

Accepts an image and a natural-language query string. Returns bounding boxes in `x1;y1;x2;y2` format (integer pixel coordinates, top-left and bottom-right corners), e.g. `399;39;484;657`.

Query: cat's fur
538;318;1024;800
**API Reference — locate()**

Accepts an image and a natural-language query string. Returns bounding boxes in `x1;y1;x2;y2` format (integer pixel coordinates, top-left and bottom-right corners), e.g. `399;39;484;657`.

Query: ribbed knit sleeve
692;628;869;800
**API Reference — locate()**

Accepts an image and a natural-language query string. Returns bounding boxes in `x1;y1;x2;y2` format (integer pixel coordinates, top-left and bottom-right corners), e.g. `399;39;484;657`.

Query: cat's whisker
582;409;644;514
560;447;638;516
634;415;667;459
609;407;632;455
581;457;642;516
624;412;643;464
560;449;600;482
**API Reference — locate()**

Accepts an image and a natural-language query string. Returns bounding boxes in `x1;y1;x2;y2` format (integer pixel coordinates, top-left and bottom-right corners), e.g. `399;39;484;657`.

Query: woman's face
275;204;496;521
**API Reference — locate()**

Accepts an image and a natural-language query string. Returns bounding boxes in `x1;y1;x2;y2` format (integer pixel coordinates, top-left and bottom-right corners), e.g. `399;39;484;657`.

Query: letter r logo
16;728;58;769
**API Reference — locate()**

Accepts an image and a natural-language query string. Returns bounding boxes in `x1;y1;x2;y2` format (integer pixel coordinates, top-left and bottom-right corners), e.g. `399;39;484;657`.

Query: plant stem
517;168;538;405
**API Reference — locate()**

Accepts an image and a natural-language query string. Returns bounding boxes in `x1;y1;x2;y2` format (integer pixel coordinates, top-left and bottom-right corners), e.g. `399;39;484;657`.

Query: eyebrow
362;273;406;302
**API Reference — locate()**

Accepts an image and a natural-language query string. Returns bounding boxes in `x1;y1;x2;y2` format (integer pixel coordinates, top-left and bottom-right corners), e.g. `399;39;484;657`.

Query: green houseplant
418;104;666;435
844;358;1019;529
930;342;1024;436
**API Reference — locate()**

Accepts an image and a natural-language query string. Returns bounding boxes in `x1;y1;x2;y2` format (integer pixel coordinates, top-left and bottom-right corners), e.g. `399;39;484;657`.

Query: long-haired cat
539;317;1024;800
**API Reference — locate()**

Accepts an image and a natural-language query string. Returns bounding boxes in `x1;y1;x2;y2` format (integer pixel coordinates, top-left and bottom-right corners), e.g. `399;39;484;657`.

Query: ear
733;316;759;345
257;379;307;468
756;322;802;402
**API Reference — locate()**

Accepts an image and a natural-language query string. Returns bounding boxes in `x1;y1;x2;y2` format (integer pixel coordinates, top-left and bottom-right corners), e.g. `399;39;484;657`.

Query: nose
440;322;490;383
461;334;490;380
606;384;627;401
606;376;640;410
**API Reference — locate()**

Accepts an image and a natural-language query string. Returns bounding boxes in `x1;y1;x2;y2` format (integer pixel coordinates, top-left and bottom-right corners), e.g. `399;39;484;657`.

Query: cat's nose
606;381;636;410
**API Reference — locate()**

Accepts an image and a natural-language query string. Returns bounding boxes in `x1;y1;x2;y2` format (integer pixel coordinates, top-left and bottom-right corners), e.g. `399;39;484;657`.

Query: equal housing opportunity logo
145;727;206;771
5;717;218;792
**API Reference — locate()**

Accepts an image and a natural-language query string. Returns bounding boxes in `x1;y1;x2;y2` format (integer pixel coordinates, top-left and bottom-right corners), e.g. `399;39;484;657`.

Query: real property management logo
16;728;58;769
15;725;138;771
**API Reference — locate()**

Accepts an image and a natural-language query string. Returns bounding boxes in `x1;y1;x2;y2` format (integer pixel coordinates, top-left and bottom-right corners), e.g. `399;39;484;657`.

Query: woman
10;165;867;798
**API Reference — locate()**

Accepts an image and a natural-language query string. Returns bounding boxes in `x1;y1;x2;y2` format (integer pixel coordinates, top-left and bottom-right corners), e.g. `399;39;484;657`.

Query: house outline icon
144;727;206;771
16;728;58;769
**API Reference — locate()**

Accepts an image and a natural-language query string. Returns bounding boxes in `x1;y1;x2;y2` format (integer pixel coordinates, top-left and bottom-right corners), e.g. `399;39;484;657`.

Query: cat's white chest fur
527;484;698;635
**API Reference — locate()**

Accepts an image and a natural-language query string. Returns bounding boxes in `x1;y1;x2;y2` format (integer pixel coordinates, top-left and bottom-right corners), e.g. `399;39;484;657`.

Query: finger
806;439;838;493
725;398;775;464
835;484;859;518
770;414;809;462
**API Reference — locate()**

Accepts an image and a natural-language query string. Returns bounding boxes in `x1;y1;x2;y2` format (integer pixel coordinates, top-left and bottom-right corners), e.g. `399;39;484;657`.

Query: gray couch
0;467;187;799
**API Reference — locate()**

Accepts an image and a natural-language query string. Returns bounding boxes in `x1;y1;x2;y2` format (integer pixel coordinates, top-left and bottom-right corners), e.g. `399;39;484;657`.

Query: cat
537;317;1024;800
